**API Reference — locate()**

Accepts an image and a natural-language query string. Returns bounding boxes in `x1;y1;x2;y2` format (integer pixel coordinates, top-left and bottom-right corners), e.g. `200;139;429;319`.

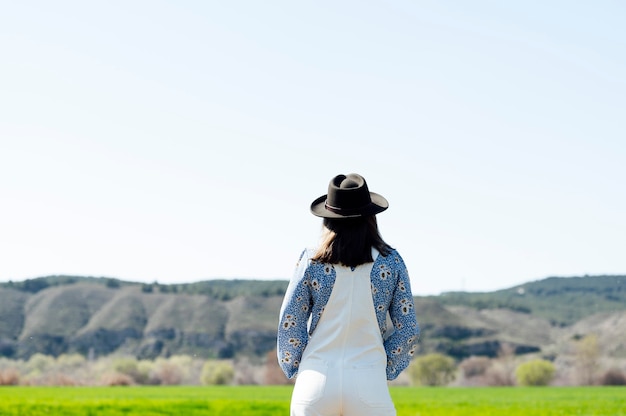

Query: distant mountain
0;278;286;360
1;275;625;361
417;275;626;359
436;275;626;325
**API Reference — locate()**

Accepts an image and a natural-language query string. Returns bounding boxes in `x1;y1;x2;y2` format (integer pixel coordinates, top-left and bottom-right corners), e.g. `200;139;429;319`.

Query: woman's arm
277;249;312;379
383;253;420;380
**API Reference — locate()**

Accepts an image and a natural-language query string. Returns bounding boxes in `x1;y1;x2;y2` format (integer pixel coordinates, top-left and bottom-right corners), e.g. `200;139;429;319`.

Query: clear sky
1;1;625;295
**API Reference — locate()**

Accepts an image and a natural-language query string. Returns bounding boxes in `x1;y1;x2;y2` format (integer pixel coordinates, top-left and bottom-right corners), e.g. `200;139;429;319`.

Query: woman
277;173;420;416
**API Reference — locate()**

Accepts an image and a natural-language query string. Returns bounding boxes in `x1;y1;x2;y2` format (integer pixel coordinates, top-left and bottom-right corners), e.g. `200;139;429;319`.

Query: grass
393;387;626;415
0;386;624;415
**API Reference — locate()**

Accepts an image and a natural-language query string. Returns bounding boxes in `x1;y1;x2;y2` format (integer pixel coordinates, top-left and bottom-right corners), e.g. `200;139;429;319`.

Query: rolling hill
1;275;625;361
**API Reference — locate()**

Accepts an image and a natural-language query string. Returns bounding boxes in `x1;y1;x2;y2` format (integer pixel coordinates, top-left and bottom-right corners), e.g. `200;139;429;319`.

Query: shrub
113;357;152;384
515;359;555;386
101;372;134;386
484;361;515;386
457;356;493;386
152;359;183;385
165;355;194;383
168;355;193;369
56;354;86;369
106;279;120;288
26;353;54;374
201;360;234;385
263;350;290;385
136;360;156;385
48;373;77;386
599;368;626;386
459;356;491;378
575;334;600;385
113;358;138;375
236;356;260;385
408;353;456;386
0;368;20;386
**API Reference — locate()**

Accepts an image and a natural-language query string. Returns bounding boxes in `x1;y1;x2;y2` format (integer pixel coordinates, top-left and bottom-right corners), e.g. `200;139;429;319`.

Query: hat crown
338;176;360;188
325;174;372;213
310;173;388;218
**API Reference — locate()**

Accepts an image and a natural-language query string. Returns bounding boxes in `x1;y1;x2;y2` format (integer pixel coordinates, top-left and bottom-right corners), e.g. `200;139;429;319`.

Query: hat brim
310;192;389;218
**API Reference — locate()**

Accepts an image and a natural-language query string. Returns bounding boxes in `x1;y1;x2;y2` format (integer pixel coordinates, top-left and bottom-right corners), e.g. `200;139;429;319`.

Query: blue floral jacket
277;248;420;380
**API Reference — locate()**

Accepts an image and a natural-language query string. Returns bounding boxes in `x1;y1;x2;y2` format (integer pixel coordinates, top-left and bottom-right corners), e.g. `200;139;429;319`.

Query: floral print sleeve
277;249;312;379
382;251;420;380
277;248;419;381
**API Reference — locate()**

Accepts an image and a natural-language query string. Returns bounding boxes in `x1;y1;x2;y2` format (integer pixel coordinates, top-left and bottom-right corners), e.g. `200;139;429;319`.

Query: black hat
310;173;389;218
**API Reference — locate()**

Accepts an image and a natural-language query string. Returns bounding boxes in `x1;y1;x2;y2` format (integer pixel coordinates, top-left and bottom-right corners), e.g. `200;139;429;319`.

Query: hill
1;275;625;361
0;278;286;360
436;275;626;325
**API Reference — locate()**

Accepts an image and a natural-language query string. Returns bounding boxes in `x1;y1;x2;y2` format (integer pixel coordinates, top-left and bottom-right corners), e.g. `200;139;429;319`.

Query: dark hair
312;216;393;267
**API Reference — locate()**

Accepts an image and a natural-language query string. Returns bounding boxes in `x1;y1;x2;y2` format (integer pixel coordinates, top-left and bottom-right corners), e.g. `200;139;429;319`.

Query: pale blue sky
1;1;625;295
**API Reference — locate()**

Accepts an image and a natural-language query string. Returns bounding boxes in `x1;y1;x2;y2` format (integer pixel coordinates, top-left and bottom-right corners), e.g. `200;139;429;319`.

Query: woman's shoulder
296;247;318;264
375;249;409;275
378;247;404;262
295;247;328;272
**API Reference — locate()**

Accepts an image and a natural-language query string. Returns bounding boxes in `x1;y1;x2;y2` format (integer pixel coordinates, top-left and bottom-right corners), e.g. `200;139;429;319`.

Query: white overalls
290;255;396;416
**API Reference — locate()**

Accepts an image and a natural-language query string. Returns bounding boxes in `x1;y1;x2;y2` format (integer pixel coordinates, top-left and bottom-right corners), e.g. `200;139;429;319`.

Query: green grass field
0;386;624;415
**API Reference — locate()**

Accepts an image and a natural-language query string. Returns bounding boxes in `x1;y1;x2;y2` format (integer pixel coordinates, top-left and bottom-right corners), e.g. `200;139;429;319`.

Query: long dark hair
312;216;393;267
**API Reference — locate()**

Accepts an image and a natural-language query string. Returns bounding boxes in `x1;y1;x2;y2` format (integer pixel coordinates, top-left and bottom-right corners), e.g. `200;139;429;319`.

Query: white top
300;251;386;370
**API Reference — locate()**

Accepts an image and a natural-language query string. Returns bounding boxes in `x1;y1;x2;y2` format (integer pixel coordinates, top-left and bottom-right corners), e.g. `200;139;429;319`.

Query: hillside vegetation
1;275;625;361
437;275;626;325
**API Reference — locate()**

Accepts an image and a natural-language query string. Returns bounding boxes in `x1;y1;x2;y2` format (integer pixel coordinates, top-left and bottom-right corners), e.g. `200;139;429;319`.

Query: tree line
1;275;289;299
